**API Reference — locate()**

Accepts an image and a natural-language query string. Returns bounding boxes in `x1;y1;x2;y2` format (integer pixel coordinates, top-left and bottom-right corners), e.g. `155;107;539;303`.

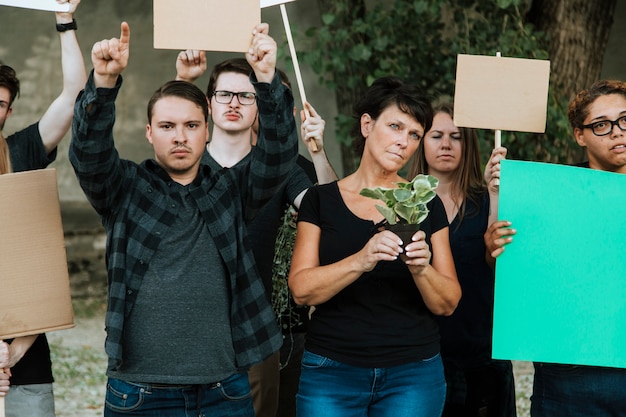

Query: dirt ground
47;314;534;417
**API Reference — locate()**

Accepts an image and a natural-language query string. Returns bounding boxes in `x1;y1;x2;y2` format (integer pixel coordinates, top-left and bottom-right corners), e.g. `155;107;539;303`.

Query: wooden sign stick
494;52;502;149
279;3;317;150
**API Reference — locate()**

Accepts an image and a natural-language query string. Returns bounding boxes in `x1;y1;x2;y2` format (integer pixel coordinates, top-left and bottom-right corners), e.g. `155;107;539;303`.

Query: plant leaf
376;204;397;224
392;188;413;202
360;187;386;200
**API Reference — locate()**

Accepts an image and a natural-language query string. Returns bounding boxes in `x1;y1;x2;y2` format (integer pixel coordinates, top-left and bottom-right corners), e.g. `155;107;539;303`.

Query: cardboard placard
493;160;626;368
0;0;70;12
153;0;260;52
261;0;294;7
453;54;550;133
0;169;74;339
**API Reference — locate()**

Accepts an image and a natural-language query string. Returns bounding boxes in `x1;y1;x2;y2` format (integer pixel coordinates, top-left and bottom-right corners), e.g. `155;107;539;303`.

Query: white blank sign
0;0;70;12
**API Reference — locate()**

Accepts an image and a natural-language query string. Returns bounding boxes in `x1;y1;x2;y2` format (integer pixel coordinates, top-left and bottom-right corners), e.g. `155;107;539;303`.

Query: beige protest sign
453;54;550;133
154;0;260;52
0;0;70;12
0;169;74;339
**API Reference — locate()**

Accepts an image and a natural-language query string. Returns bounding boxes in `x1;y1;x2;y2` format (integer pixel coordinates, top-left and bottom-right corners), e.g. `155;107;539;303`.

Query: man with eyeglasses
176;51;337;417
485;79;626;417
0;1;86;416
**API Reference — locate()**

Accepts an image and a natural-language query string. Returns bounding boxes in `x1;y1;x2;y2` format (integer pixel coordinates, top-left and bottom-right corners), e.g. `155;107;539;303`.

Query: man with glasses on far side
176;52;337;417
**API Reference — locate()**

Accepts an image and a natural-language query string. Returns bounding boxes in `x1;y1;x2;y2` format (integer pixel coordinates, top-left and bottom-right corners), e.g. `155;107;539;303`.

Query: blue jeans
104;372;254;417
531;362;626;417
297;350;446;417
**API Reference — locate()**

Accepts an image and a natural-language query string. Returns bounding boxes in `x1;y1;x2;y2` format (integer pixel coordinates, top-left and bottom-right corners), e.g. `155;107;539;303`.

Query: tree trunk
528;0;617;98
527;0;617;163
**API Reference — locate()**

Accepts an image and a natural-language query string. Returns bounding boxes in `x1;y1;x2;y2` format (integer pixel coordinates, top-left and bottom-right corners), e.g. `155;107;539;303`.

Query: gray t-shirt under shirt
112;182;236;384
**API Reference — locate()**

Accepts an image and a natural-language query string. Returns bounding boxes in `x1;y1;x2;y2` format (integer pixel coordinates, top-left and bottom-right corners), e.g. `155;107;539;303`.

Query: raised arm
69;22;131;216
246;23;276;84
38;0;87;154
300;101;338;184
91;21;130;88
244;24;298;219
175;49;206;83
292;101;338;209
484;146;507;227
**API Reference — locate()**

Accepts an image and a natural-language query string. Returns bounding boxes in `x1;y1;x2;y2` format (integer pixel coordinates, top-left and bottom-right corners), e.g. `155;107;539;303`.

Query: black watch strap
56;19;77;32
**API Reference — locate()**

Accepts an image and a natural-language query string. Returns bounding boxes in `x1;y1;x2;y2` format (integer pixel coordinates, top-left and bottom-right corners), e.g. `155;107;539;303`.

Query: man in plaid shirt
69;22;297;417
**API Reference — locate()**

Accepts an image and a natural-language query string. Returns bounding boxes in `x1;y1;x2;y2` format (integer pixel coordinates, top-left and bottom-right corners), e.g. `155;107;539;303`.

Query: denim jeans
297;350;446;417
531;362;626;417
5;383;55;417
104;372;254;417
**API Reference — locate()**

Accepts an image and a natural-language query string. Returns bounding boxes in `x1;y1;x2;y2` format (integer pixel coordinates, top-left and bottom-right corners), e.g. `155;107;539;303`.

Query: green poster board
493;160;626;368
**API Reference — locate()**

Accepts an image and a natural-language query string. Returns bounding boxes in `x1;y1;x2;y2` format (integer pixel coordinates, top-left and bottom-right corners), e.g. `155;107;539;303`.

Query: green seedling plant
360;174;439;225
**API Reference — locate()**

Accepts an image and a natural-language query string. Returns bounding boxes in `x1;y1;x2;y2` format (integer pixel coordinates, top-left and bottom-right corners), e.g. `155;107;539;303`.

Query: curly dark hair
568;79;626;130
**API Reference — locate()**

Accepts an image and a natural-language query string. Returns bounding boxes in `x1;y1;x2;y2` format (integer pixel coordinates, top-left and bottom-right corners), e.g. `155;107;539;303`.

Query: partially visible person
272;98;333;417
408;103;515;417
176;51;337;417
0;1;86;415
485;79;626;417
69;21;297;416
289;76;461;417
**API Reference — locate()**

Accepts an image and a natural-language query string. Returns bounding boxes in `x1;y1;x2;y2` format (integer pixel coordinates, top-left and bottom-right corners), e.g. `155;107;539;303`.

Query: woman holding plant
408;103;514;417
289;76;460;417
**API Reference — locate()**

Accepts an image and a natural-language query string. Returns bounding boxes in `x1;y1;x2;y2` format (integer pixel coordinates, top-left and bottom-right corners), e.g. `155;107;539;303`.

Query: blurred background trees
300;0;617;175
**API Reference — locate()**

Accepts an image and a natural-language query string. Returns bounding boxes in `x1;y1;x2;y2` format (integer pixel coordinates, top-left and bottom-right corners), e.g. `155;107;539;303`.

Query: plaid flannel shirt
69;71;297;372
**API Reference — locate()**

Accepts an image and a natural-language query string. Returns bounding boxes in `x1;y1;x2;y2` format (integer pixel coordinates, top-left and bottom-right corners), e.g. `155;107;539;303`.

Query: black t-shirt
436;192;494;366
298;181;448;367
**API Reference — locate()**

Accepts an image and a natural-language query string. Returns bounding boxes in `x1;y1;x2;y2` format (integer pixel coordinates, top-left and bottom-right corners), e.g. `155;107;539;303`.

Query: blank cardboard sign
154;0;260;52
0;0;70;12
454;54;550;133
0;169;74;339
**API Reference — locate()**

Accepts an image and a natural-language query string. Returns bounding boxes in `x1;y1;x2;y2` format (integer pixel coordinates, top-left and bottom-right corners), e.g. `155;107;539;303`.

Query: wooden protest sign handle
279;3;318;151
494;52;502;149
493;52;502;186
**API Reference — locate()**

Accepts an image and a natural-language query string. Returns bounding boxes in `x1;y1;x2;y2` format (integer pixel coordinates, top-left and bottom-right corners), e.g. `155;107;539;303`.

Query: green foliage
270;206;303;331
360;174;439;224
302;0;576;170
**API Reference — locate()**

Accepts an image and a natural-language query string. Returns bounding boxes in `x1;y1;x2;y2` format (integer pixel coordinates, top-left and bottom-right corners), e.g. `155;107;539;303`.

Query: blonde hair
0;136;12;174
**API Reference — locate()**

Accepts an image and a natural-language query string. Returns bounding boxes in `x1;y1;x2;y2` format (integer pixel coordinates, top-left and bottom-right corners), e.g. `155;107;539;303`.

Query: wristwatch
56;19;77;32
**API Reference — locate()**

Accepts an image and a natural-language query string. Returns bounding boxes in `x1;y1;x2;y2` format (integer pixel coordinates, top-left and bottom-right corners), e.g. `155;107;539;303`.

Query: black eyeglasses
582;116;626;136
212;90;257;106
